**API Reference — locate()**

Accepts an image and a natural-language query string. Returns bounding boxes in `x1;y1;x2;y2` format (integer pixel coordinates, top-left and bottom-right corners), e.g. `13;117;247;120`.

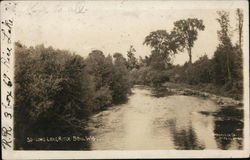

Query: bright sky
13;0;247;65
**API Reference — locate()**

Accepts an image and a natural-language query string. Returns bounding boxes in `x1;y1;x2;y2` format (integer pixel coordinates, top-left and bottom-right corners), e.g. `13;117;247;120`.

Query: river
85;86;243;150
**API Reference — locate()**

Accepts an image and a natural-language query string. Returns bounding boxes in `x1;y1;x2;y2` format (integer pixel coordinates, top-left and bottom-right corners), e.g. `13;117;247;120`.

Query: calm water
86;86;243;150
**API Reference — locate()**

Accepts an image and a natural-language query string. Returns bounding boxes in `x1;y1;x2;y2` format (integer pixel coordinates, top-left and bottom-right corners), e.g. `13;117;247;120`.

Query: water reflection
213;106;243;150
168;119;205;150
86;86;244;150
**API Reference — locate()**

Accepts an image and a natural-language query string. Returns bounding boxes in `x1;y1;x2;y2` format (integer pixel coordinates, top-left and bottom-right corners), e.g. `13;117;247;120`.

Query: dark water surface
86;86;243;150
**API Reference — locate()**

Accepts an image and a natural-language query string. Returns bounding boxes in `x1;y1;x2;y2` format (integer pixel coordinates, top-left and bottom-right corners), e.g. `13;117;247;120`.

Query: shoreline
162;82;243;107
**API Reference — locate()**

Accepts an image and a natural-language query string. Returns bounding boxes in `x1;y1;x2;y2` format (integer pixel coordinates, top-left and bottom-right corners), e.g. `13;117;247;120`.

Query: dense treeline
14;43;131;149
167;10;243;99
129;9;243;99
129;17;206;86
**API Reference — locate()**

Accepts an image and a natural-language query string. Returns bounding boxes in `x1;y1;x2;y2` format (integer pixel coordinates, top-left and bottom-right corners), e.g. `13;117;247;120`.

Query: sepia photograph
1;0;249;159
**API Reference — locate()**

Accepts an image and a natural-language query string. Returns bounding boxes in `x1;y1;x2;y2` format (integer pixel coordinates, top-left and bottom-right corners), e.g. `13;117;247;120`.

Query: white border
1;0;249;159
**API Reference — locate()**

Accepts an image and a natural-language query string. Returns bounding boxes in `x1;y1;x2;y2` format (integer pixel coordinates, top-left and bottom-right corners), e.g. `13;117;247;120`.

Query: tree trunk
237;8;243;50
239;25;242;49
188;47;192;64
226;51;232;84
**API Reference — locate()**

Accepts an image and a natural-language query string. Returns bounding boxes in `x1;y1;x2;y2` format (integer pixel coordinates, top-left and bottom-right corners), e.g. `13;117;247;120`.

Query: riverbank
162;82;243;107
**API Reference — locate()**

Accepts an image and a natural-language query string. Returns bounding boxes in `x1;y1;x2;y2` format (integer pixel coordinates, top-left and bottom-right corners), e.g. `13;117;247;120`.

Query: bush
129;66;170;86
14;43;132;149
93;86;112;110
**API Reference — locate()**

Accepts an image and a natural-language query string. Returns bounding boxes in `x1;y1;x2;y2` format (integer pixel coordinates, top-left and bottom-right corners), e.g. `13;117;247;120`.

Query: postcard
1;0;249;159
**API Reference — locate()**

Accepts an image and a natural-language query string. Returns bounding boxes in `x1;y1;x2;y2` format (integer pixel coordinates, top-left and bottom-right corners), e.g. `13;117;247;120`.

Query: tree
143;30;183;69
14;43;95;149
14;43;134;149
173;18;205;63
111;53;131;103
236;8;243;49
85;50;115;110
138;56;150;67
127;45;138;70
216;11;233;84
85;50;108;89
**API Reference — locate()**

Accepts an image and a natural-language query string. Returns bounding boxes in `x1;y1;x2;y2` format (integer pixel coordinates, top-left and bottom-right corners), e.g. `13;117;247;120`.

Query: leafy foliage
14;43;132;149
143;30;183;69
236;9;243;49
111;53;132;103
135;10;243;99
127;45;139;70
173;18;205;63
164;10;243;99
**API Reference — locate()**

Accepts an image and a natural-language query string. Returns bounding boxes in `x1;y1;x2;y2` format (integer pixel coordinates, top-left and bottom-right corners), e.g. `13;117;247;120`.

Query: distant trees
85;50;113;110
14;43;132;149
236;9;243;49
215;11;233;84
175;55;214;85
213;10;243;95
173;18;205;64
143;18;205;72
112;53;131;103
164;9;244;99
136;18;205;86
143;30;183;69
133;9;243;99
127;45;139;70
129;55;170;86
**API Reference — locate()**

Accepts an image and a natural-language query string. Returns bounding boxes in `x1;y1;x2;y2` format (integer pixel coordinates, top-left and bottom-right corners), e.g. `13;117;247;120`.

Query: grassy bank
162;82;243;101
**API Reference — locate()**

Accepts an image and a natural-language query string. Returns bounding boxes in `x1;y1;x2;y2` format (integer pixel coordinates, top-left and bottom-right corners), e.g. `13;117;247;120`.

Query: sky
12;0;247;65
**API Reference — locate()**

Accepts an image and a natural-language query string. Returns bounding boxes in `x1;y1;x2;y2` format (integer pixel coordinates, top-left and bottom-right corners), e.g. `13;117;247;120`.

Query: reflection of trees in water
213;106;243;150
168;120;205;150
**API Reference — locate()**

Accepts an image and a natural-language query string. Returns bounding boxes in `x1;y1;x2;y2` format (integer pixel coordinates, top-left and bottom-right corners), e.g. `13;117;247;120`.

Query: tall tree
216;11;233;83
85;50;107;89
173;18;205;63
236;8;243;49
111;53;131;103
143;30;183;69
127;45;138;70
